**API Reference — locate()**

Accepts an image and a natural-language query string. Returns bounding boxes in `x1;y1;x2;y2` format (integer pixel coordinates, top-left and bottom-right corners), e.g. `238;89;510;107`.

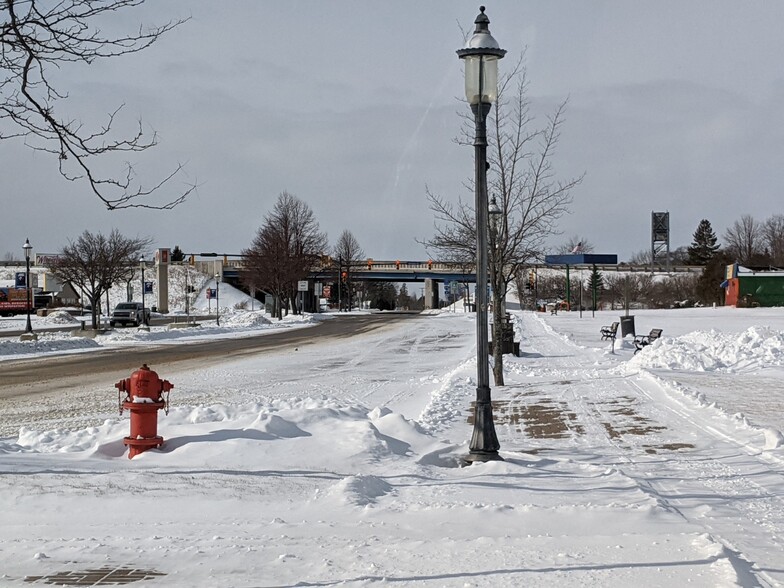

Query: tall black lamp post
23;238;34;336
140;254;148;328
458;6;506;463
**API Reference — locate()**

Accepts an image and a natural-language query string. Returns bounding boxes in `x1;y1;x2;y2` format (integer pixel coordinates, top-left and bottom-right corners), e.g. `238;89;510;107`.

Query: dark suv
110;302;151;327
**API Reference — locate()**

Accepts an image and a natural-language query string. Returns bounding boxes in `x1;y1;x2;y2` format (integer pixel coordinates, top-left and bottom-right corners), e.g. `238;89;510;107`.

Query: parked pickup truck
110;302;151;327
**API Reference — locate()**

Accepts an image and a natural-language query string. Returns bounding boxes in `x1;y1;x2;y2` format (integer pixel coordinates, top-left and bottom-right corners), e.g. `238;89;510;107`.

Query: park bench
600;321;619;340
633;328;663;354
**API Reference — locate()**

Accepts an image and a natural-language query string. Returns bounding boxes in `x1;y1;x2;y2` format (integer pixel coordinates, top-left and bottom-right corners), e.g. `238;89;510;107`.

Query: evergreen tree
396;284;412;310
588;266;604;311
368;282;396;310
696;251;731;305
687;219;720;265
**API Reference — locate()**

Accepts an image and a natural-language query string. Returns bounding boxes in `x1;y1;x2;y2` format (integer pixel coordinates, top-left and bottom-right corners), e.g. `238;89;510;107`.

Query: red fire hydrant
115;364;174;459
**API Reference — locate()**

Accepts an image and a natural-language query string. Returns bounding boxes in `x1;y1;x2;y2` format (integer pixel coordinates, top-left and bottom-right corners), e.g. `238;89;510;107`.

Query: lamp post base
464;386;503;464
463;450;503;465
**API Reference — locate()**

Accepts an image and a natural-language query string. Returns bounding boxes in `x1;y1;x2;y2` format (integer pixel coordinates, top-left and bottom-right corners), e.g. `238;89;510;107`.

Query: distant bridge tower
651;211;670;273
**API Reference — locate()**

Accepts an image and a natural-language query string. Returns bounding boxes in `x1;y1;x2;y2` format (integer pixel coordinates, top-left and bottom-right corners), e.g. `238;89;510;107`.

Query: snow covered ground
2;302;784;587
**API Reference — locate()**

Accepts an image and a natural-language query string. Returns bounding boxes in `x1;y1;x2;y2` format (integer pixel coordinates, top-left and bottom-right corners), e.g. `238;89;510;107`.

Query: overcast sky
3;1;784;263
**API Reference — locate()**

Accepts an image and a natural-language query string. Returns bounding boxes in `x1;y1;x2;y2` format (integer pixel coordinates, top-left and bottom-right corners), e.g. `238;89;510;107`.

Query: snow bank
0;332;99;357
619;326;784;373
0;397;441;460
40;310;81;325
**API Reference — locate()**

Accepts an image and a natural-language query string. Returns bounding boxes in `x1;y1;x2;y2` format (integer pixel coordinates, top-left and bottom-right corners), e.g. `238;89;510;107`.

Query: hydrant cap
129;364;164;400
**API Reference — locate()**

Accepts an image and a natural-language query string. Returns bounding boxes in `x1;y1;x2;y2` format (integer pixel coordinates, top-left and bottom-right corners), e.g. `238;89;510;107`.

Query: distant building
723;264;784;307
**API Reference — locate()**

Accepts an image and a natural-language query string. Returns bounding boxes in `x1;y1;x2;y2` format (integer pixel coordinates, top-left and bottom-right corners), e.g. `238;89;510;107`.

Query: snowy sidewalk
487;312;784;586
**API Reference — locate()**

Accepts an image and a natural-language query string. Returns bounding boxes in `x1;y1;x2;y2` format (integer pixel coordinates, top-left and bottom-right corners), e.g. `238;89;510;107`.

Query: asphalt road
0;313;422;400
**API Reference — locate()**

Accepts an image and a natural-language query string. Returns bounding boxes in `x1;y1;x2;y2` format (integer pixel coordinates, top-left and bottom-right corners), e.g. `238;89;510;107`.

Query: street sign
15;272;26;288
144;281;154;294
298;280;309;292
206;288;217;300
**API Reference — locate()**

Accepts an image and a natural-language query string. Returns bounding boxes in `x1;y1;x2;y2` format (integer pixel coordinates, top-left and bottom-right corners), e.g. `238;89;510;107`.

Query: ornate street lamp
22;238;34;336
215;274;221;326
140;255;148;328
458;6;505;463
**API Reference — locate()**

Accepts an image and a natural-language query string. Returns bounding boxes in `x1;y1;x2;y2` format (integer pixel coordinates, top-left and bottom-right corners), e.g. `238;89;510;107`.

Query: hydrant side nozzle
161;380;174;392
115;379;128;392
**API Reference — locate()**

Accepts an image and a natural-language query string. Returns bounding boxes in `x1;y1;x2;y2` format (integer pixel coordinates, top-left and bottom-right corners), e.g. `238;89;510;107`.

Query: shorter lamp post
488;193;504;313
185;265;190;322
488;194;501;356
140;255;148;328
215;274;221;326
23;238;34;337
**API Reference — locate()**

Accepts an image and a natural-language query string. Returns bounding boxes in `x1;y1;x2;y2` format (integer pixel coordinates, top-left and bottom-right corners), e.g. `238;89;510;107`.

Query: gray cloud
3;1;784;263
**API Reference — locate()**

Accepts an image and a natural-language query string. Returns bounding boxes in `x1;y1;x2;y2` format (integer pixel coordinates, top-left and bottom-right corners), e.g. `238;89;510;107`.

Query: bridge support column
424;279;439;310
155;249;169;314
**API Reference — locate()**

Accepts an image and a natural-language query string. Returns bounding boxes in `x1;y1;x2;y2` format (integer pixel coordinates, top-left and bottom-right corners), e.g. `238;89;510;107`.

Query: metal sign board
298;280;309;292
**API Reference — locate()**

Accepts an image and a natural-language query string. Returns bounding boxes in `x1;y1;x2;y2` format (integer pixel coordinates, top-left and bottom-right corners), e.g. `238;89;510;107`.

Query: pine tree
171;245;185;263
687;219;720;265
588;266;604;311
396;284;412;310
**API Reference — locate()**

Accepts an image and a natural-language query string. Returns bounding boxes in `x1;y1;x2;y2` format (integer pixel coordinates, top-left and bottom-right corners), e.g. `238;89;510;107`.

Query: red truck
0;287;32;316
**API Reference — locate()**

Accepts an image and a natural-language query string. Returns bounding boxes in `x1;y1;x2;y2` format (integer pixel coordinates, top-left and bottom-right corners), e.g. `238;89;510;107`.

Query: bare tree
627;249;652;266
423;58;582;385
762;214;784;267
558;236;594;254
611;274;653;312
1;0;193;209
332;230;364;311
241;192;327;320
670;246;691;265
724;215;764;265
645;273;698;308
49;229;150;328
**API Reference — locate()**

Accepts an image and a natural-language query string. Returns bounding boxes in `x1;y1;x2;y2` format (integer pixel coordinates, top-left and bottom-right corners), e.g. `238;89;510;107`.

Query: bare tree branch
423;54;583;385
1;0;192;209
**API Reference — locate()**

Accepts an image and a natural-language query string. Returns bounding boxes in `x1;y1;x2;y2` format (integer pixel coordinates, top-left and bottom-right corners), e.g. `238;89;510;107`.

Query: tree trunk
90;295;100;330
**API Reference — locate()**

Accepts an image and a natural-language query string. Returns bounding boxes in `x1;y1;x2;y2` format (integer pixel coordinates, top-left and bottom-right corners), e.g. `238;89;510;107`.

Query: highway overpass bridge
193;254;703;311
